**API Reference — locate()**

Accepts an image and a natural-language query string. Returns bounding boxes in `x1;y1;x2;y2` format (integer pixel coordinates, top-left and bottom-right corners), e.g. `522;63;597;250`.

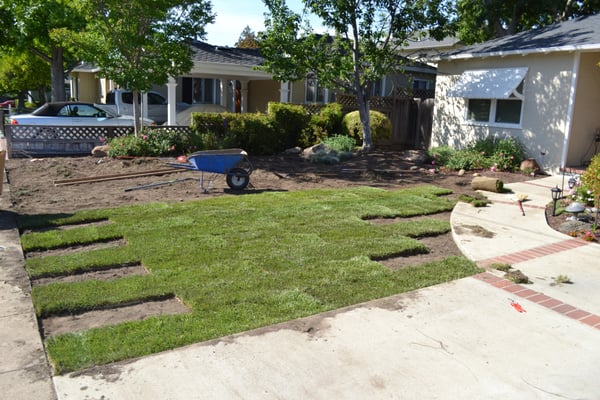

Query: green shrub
431;136;526;172
227;113;277;155
429;145;455;166
268;102;310;149
301;103;344;147
107;135;152;158
107;127;200;157
342;110;392;144
190;112;277;155
581;153;600;208
476;136;526;171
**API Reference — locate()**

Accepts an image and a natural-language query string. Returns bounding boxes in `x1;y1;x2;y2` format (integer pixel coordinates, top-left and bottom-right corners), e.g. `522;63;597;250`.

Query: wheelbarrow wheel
226;168;250;190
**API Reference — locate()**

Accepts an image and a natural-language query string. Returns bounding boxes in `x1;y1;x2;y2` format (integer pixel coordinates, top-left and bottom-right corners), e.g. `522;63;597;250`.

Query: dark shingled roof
190;41;264;66
437;12;600;60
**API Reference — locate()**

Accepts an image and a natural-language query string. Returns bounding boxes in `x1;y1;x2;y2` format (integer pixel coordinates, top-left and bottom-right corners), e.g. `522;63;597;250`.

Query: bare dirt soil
4;149;543;336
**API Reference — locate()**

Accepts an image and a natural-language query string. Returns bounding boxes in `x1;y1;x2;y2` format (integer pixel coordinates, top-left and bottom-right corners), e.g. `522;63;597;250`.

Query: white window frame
464;82;525;128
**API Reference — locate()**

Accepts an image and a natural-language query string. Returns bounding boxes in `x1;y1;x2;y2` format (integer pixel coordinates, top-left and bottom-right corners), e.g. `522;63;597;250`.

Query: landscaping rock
520;158;541;173
91;145;110;157
558;219;595;234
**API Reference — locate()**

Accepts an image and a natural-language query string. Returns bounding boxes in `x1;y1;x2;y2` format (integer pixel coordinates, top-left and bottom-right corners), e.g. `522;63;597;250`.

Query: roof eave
433;43;600;62
190;61;273;80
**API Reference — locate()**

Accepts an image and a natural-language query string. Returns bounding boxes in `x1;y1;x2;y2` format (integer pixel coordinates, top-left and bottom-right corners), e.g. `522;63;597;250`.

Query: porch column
141;92;149;120
280;81;290;103
167;77;178;125
241;80;249;113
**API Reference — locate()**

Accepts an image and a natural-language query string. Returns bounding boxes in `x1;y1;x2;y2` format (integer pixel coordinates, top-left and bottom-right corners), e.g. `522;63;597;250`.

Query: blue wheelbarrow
168;149;253;192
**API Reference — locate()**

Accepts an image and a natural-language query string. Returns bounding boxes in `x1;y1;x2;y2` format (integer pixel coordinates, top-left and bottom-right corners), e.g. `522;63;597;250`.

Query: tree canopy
456;0;600;44
77;0;214;131
0;0;86;101
260;0;453;150
0;51;51;110
236;26;261;48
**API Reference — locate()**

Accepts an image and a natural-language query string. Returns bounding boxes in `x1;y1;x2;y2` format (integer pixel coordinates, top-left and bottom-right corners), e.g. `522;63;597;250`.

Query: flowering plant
582;231;596;242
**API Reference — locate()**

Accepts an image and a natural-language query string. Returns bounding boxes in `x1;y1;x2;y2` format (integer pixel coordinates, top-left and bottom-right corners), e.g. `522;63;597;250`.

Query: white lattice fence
5;125;134;157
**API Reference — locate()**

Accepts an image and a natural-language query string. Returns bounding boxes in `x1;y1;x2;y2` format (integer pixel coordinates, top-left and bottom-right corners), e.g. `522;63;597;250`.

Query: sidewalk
0;172;57;399
2;171;600;399
452;175;600;317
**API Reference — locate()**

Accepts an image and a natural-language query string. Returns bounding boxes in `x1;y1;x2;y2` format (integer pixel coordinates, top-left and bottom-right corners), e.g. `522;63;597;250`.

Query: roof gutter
431;43;600;62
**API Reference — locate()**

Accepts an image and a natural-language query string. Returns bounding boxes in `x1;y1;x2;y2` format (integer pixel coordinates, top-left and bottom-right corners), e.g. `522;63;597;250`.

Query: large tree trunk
50;46;66;102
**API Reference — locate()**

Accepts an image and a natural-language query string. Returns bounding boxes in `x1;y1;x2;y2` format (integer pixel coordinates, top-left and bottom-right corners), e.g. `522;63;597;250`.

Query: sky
204;0;318;47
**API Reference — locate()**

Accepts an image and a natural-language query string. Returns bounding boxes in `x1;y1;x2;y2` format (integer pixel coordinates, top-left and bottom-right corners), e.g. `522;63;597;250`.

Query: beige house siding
569;52;600;167
290;81;305;104
70;72;101;103
432;52;600;173
248;80;280;112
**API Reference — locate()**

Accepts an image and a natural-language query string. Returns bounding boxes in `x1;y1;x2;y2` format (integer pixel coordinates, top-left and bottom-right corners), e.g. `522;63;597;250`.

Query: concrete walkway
0;174;57;399
2;172;600;399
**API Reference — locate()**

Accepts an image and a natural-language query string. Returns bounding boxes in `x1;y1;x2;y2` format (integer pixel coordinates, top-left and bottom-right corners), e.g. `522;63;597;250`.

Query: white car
9;102;154;126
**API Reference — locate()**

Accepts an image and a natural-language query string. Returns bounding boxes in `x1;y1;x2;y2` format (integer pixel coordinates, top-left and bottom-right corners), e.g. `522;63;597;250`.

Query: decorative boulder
520;158;540;172
91;145;110;157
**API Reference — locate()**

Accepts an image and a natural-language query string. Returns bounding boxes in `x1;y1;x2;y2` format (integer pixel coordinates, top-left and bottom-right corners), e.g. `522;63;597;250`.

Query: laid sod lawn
19;186;481;373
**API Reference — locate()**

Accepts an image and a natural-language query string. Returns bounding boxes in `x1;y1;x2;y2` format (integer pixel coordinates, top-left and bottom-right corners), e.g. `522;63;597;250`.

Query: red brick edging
472;272;600;330
477;238;591;267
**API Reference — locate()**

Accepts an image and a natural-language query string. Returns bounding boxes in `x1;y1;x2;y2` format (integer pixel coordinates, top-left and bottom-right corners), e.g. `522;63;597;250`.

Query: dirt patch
453;224;496;238
25;238;127;259
41;297;190;337
32;263;148;286
378;232;463;270
4;150;536;214
5;149;542;337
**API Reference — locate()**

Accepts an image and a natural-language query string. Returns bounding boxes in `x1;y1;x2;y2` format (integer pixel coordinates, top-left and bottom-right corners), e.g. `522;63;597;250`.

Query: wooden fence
336;88;435;149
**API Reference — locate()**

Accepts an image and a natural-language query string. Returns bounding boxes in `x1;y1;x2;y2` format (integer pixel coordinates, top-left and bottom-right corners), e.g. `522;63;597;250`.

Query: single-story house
430;13;600;174
69;40;439;124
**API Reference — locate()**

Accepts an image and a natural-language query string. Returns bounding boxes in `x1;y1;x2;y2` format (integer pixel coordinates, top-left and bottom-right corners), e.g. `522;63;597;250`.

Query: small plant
322;135;356;153
582;231;596;242
505;269;530;284
552;275;573;285
491;263;530;284
491;263;512;272
428;145;455;166
458;194;490;207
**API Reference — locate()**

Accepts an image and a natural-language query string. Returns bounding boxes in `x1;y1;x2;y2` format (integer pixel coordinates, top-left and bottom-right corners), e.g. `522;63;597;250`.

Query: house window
193;78;218;104
450;67;527;126
467;99;491;122
466;97;523;125
305;74;335;103
371;79;383;96
413;79;429;90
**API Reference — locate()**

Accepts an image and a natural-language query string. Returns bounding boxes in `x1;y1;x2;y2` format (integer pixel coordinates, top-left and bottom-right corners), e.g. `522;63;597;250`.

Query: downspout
561;52;580;171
